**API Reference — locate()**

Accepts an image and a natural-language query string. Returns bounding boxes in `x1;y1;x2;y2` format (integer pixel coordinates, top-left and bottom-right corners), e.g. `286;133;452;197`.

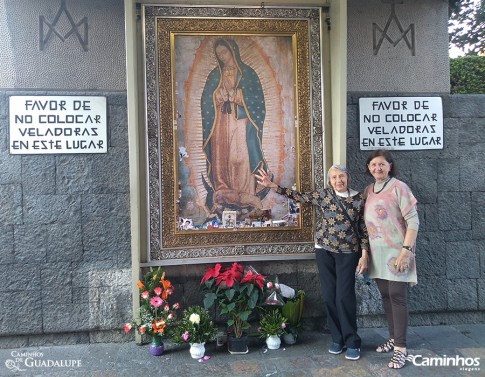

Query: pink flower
167;313;174;320
281;323;286;329
164;304;170;312
154;287;162;296
150;296;163;307
182;331;190;342
139;325;146;334
141;291;150;299
166;287;174;296
124;323;132;333
173;302;180;310
267;282;273;289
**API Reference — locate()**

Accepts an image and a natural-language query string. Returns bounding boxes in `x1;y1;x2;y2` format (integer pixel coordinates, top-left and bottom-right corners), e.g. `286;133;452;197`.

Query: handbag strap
330;189;361;238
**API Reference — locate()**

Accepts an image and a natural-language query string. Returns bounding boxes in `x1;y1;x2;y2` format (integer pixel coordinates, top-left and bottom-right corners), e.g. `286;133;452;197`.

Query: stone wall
0;92;483;348
0;90;132;348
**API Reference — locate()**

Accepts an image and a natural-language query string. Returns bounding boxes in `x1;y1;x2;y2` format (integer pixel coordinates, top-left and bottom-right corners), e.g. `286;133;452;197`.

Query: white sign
359;97;443;150
9;96;107;154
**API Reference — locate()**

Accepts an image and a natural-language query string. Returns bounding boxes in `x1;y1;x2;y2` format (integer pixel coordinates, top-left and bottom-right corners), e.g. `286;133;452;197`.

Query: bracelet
402;245;413;252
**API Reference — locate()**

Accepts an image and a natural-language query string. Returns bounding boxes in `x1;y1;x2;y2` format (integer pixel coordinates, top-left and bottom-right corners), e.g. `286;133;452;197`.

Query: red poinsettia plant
201;263;266;338
124;267;180;339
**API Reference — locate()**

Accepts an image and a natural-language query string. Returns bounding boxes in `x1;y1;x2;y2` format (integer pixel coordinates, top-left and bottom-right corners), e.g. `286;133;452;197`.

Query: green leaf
203;293;217;309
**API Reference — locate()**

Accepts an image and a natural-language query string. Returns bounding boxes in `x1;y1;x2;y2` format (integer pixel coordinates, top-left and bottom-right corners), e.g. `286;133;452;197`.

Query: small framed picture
222;211;237;228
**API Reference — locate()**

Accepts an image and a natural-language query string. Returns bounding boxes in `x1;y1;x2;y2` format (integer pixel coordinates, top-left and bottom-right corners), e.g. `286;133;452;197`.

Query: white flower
189;313;200;325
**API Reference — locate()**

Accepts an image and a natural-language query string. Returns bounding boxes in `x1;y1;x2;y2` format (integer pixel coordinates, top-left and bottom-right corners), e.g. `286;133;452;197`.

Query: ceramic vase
266;335;281;350
189;342;206;359
149;335;165;356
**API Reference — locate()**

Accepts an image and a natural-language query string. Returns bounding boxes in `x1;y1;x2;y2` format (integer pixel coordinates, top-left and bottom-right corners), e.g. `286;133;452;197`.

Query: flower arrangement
263;277;305;337
124;267;180;339
201;263;266;339
258;308;287;338
172;305;217;345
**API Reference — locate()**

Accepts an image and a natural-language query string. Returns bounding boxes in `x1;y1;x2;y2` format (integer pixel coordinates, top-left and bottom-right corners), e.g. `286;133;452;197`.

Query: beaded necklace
373;177;391;194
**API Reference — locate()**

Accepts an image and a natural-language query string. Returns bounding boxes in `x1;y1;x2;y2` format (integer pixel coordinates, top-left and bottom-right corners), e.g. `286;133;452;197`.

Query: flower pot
227;335;249;354
189;342;206;359
266;335;281;350
282;332;297;345
149;335;165;356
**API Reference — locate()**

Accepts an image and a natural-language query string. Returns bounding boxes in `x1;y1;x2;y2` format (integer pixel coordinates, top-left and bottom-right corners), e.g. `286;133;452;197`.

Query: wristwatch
402;245;413;252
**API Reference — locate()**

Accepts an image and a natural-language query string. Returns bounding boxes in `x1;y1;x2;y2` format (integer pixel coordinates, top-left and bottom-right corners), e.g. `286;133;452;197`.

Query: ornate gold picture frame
144;7;324;260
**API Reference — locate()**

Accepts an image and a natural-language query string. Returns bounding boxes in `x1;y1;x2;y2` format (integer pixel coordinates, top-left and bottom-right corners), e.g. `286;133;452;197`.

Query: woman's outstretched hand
255;168;278;189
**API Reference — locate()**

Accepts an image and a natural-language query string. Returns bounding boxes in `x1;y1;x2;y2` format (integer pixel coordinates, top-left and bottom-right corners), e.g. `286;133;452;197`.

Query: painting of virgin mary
175;35;296;227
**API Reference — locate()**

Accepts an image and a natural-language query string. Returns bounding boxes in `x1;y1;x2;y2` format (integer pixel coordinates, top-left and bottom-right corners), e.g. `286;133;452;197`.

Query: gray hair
326;164;351;186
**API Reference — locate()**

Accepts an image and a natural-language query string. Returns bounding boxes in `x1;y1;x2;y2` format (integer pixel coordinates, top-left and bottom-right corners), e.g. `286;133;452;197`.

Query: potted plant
172;305;217;359
258;308;287;350
124;267;181;356
263;278;305;345
201;262;266;354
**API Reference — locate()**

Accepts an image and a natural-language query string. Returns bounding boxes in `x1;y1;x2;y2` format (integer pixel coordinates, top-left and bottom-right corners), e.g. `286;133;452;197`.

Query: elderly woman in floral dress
364;149;419;369
256;165;369;361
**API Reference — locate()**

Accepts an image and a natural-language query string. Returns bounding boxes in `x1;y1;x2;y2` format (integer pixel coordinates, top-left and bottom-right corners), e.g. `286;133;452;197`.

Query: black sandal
376;338;394;353
388;349;407;369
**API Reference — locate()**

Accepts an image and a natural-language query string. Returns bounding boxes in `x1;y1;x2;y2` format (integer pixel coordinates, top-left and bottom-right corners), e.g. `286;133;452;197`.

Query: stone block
0;184;22;225
459;117;485;144
72;287;90;304
437;158;460;189
46;223;83;262
436;119;461;159
86;268;131;288
446;241;480;279
410;158;437;204
438;191;471;230
56;155;92;194
447;279;478;310
42;303;91;332
461;150;485;192
446;94;485;118
0;264;41;292
88;286;132;330
41;286;73;306
472;193;485;240
108;104;128;147
23;194;81;225
409;277;447;312
28;332;90;347
0;153;21;184
89;330;132;344
0;291;42;335
82;219;119;262
81;193;130;220
415;232;446;277
91;147;129;194
40;262;72;288
13;224;47;263
21;156;56;194
0;335;29;349
480;243;485;278
479;279;485;310
0;226;14;264
422;204;439;232
71;260;117;288
444;230;473;242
